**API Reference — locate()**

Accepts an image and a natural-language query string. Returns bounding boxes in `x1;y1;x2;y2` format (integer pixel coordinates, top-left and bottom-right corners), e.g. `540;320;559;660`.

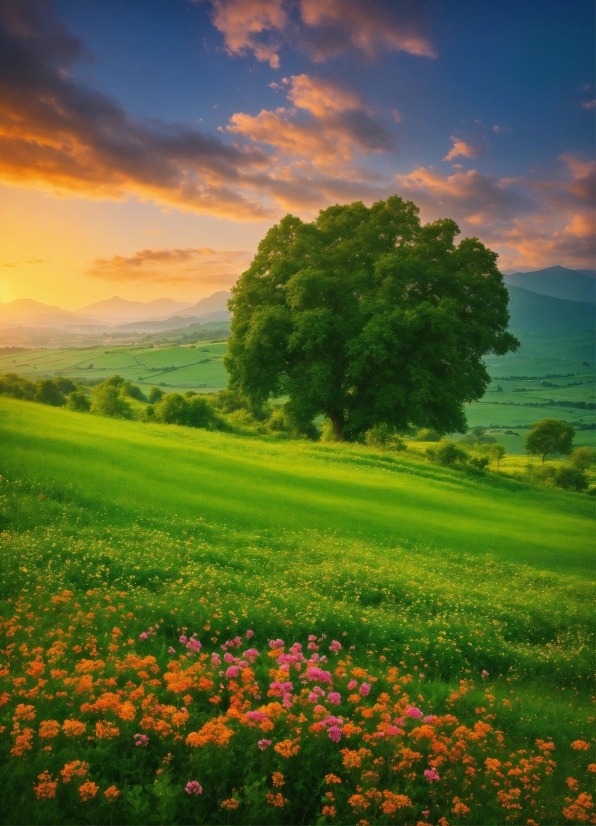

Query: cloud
200;0;435;65
492;125;510;133
443;136;482;162
228;74;395;172
580;99;596;109
88;247;251;288
394;155;595;270
0;0;272;219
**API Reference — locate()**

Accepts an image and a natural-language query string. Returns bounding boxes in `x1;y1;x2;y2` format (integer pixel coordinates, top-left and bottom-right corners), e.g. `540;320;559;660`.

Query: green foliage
426;438;469;466
152;392;221;430
525;418;575;463
415;428;441;441
364;422;406;450
226;196;518;442
148;386;164;403
66;390;91;412
489;443;506;470
120;380;147;401
33;378;66;407
91;380;133;419
53;375;77;394
554;465;588;492
568;446;595;471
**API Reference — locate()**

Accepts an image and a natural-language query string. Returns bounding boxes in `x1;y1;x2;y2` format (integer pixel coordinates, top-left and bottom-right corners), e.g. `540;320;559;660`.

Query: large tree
226;196;519;441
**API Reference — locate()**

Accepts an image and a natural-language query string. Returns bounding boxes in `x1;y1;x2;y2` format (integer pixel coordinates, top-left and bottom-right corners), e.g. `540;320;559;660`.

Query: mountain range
0;268;594;334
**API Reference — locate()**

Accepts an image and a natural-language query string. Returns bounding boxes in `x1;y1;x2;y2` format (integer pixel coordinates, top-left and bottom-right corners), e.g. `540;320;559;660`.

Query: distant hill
506;284;595;331
172;291;231;318
77;295;194;321
504;266;596;303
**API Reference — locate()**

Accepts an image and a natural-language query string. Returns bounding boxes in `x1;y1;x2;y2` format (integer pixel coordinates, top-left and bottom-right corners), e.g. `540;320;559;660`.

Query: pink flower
179;635;188;644
186;638;201;653
246;711;268;723
308;634;317;641
481;669;489;678
269;639;284;649
134;734;149;747
394;717;404;726
167;646;175;654
225;666;240;678
246;629;254;639
139;632;149;640
385;726;400;736
329;640;342;653
243;648;259;661
282;693;293;708
307;642;319;650
211;653;221;666
347;679;357;690
328;692;341;705
423;715;436;723
185;781;203;795
424;768;440;782
359;682;371;697
406;706;423;719
305;666;332;684
328;726;342;742
257;739;271;750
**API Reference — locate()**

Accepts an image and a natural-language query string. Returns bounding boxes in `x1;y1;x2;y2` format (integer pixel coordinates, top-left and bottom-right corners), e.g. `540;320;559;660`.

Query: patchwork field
0;398;593;824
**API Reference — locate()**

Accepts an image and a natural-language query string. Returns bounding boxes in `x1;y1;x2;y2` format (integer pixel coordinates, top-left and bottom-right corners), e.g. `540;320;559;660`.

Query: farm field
0;398;594;824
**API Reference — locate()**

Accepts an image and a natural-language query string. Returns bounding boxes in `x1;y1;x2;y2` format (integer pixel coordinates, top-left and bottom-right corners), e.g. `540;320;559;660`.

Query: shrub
91;384;133;419
0;373;35;400
120;381;146;401
416;428;441;442
427;439;468;466
468;454;490;469
568;446;595;471
153;393;190;425
148;387;164;403
188;395;219;429
554;465;588;491
33;379;66;407
66;391;91;412
364;423;406;451
53;376;77;394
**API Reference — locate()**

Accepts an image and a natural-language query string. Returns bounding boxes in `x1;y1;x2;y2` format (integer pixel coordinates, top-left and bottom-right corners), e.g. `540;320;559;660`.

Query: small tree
91;383;132;419
490;443;506;471
554;466;588;492
525;419;575;463
568;446;595;471
427;439;468;466
34;379;65;407
148;387;164;403
67;390;91;412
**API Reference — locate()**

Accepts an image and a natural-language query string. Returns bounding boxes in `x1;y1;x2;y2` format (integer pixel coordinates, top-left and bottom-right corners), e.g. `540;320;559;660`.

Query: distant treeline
482;398;595;410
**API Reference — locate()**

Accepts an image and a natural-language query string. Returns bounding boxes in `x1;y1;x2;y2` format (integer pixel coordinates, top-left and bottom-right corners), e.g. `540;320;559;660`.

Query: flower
328;726;342;742
329;640;342;653
328;692;341;705
481;669;489;678
424;767;441;782
167;646;175;654
61;761;89;783
258;739;272;750
34;771;57;800
347;679;357;690
407;706;423;719
246;629;254;638
134;733;149;747
79;781;99;801
139;632;149;640
359;682;371;696
185;781;203;795
104;786;120;801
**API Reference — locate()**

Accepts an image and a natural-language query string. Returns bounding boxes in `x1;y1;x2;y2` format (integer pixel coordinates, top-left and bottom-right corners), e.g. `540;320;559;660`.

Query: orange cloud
443;137;482;162
88;247;251;289
200;0;435;65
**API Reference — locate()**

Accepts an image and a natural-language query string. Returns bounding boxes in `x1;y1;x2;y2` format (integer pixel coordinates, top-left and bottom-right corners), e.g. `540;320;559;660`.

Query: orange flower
39;720;60;739
325;774;342;784
221;798;240;810
10;726;33;756
265;792;286;808
104;786;120;801
186;717;234;748
588;764;596;773
117;701;137;721
348;794;370;812
272;772;285;787
61;761;89;783
322;805;336;817
95;721;120;739
452;797;470;817
567;777;580;791
381;791;411;814
63;719;86;737
571;740;591;751
33;771;57;800
79;781;99;801
13;703;35;721
273;739;300;758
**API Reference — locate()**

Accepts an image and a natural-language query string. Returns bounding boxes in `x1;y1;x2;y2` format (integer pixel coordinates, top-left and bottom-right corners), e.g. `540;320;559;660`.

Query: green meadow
0;397;594;824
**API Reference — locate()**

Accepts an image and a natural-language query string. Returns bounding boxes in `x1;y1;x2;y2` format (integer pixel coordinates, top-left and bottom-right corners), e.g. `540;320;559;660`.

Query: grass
0;398;594;823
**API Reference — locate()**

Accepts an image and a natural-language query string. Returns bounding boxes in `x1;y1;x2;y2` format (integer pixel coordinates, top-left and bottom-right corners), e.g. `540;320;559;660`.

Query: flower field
0;398;594;824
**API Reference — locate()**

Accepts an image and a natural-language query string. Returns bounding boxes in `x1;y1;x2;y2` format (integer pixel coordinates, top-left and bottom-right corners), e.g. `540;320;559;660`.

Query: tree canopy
226;196;519;441
525;418;575;463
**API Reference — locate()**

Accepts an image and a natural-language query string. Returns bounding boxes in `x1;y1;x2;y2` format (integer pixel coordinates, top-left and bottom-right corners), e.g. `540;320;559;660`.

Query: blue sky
0;0;593;307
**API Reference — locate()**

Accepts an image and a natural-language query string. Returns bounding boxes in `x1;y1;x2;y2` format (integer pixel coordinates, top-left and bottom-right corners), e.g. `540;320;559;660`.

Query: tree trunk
329;414;344;442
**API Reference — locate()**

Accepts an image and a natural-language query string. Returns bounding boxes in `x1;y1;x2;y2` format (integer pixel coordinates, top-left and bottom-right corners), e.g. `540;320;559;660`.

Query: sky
0;0;594;309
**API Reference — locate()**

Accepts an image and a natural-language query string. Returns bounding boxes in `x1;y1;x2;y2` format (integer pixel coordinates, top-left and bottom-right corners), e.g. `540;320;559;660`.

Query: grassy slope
0;399;592;572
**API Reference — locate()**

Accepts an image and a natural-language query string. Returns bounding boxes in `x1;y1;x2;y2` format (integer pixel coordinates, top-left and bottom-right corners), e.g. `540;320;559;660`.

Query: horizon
0;1;594;310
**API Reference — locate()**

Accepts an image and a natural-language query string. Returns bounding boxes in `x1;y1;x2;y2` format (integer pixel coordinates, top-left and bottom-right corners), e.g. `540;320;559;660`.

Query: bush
53;376;77;394
148;387;164;403
91;384;133;419
120;381;147;402
416;428;441;442
153;393;190;425
364;423;406;451
427;439;468;466
554;465;588;491
188;395;219;429
468;454;490;470
33;379;66;407
66;390;91;412
0;373;35;400
568;446;595;471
